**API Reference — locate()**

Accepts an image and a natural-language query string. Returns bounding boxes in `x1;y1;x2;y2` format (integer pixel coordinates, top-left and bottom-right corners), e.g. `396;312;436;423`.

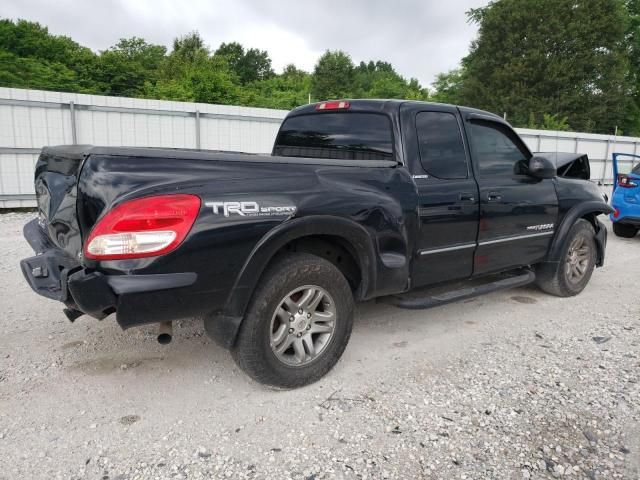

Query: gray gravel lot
0;212;638;480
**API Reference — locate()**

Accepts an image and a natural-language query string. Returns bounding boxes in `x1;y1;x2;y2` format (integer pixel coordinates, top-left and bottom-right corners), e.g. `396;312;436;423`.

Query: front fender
547;201;613;266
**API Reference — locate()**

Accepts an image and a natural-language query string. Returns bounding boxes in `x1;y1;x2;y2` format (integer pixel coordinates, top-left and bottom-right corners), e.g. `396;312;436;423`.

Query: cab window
415;112;468;179
274;112;393;161
468;120;530;176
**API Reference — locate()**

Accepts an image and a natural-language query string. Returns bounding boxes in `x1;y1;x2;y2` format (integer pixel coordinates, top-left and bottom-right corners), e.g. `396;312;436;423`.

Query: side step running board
380;270;536;310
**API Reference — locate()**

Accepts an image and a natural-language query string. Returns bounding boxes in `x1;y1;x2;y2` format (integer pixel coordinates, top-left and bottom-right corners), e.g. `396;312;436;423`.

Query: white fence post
69;101;78;144
195;110;201;150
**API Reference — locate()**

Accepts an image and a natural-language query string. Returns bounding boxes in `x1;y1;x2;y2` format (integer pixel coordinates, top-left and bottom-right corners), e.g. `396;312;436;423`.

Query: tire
612;222;638;238
536;219;597;297
232;252;354;388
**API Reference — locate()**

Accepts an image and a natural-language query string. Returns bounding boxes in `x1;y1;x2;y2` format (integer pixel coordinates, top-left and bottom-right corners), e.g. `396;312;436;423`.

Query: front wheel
612;222;638;238
536;219;597;297
232;253;354;388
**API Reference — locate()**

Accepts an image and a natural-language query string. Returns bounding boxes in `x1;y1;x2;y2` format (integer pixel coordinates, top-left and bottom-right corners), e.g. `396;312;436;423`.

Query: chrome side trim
478;231;554;246
419;243;477;256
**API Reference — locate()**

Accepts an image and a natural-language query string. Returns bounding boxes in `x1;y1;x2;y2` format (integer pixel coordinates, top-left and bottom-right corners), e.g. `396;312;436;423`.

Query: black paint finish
22;100;612;348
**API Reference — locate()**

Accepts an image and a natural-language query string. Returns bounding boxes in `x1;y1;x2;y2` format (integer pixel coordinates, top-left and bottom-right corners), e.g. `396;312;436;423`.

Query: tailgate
34;145;89;258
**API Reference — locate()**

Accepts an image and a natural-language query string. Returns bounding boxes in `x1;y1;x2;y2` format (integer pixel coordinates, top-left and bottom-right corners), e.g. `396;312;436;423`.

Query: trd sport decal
205;201;297;217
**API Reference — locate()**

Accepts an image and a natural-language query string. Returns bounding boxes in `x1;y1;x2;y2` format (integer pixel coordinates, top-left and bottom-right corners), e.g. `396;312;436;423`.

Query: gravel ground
0;211;638;480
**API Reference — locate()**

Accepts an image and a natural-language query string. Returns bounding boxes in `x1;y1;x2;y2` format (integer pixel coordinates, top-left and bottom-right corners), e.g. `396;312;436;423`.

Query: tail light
613;208;620;219
316;101;350;111
617;174;638;188
84;194;201;260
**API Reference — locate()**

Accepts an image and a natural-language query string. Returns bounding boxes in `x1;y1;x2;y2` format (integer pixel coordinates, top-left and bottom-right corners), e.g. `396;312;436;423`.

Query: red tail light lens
84;194;201;260
618;174;638;188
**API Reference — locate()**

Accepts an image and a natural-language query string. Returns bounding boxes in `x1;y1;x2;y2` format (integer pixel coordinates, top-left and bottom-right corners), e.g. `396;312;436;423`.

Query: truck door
401;104;480;287
462;114;558;275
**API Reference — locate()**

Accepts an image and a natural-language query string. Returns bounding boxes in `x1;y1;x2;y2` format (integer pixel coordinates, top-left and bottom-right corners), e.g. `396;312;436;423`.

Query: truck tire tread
536;219;596;297
232;252;354;388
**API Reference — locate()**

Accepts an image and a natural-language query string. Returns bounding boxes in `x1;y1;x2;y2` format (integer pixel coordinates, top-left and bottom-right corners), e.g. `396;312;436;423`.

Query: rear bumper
613;215;640;226
21;219;198;328
611;195;640;224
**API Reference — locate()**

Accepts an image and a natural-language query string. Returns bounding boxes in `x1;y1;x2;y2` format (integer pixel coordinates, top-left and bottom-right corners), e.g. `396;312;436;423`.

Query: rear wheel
232;253;354;388
612;222;638;238
536;219;596;297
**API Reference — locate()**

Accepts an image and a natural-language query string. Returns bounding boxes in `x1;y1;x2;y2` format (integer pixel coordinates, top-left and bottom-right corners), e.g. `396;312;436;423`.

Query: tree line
1;0;639;135
0;18;428;112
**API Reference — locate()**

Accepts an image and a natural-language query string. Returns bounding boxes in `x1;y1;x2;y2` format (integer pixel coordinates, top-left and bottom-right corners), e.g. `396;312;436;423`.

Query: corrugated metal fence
1;87;637;208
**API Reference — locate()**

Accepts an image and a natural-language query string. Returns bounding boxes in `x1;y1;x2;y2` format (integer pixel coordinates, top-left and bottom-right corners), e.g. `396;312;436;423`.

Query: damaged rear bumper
20;219;197;327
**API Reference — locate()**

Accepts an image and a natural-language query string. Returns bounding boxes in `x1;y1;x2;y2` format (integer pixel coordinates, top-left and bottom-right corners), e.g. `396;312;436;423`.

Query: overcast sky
4;0;489;86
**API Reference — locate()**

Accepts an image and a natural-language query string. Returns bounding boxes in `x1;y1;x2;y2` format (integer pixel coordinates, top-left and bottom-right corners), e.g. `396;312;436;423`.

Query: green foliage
623;0;640;135
456;0;632;134
214;42;274;84
311;50;355;100
4;11;640;135
240;64;311;109
94;37;166;97
146;34;240;104
0;19;429;111
352;61;428;100
430;69;465;104
527;112;571;131
0;50;78;91
0;18;97;92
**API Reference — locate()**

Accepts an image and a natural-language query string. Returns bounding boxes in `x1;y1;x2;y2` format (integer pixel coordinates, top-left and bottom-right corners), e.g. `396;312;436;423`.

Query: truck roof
289;99;504;121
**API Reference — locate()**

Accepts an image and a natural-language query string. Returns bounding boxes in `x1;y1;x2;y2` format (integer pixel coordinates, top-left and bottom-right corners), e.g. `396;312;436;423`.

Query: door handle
459;192;475;202
487;191;502;202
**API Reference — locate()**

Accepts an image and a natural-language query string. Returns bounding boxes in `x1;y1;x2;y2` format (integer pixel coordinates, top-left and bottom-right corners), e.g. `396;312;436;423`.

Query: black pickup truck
21;99;612;387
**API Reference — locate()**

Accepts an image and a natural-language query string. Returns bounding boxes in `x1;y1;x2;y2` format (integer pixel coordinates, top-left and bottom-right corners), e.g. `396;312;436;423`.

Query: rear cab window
274;112;394;161
415;111;468;179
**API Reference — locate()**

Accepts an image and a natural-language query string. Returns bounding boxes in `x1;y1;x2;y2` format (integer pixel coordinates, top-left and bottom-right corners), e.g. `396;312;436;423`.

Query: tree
459;0;632;134
214;42;274;84
0;50;79;91
0;18;98;92
241;64;311;109
311;50;355;100
527;112;571;131
146;33;240;104
171;32;207;63
623;0;640;135
351;60;427;100
430;69;465;105
94;37;166;97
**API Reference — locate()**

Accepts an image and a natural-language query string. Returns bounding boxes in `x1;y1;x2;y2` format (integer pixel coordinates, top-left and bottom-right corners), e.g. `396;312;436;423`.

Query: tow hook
157;321;173;345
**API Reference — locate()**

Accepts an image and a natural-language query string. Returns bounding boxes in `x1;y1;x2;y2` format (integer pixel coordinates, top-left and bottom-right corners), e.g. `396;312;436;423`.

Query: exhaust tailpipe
157;321;173;345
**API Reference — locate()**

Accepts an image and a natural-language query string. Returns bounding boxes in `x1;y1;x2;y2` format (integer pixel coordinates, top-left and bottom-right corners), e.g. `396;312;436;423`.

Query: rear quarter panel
78;154;418;326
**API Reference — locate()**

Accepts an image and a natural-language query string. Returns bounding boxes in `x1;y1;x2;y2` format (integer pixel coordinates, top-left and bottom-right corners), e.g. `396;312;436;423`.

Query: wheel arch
204;215;377;348
548;201;613;266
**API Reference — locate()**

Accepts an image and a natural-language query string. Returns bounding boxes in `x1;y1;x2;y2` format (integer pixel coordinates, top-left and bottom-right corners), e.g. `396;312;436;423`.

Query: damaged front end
534;152;591;180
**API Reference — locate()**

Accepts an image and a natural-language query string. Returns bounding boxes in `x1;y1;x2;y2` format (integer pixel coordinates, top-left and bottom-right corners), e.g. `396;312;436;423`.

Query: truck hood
534;152;590;180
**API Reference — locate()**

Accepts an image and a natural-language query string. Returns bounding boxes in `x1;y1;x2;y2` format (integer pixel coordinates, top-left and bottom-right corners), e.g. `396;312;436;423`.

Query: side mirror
528;155;556;179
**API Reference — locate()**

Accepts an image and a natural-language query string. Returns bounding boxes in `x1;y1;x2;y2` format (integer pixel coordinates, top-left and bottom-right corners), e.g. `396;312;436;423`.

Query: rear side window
274;113;393;161
632;162;640;175
416;111;468;179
